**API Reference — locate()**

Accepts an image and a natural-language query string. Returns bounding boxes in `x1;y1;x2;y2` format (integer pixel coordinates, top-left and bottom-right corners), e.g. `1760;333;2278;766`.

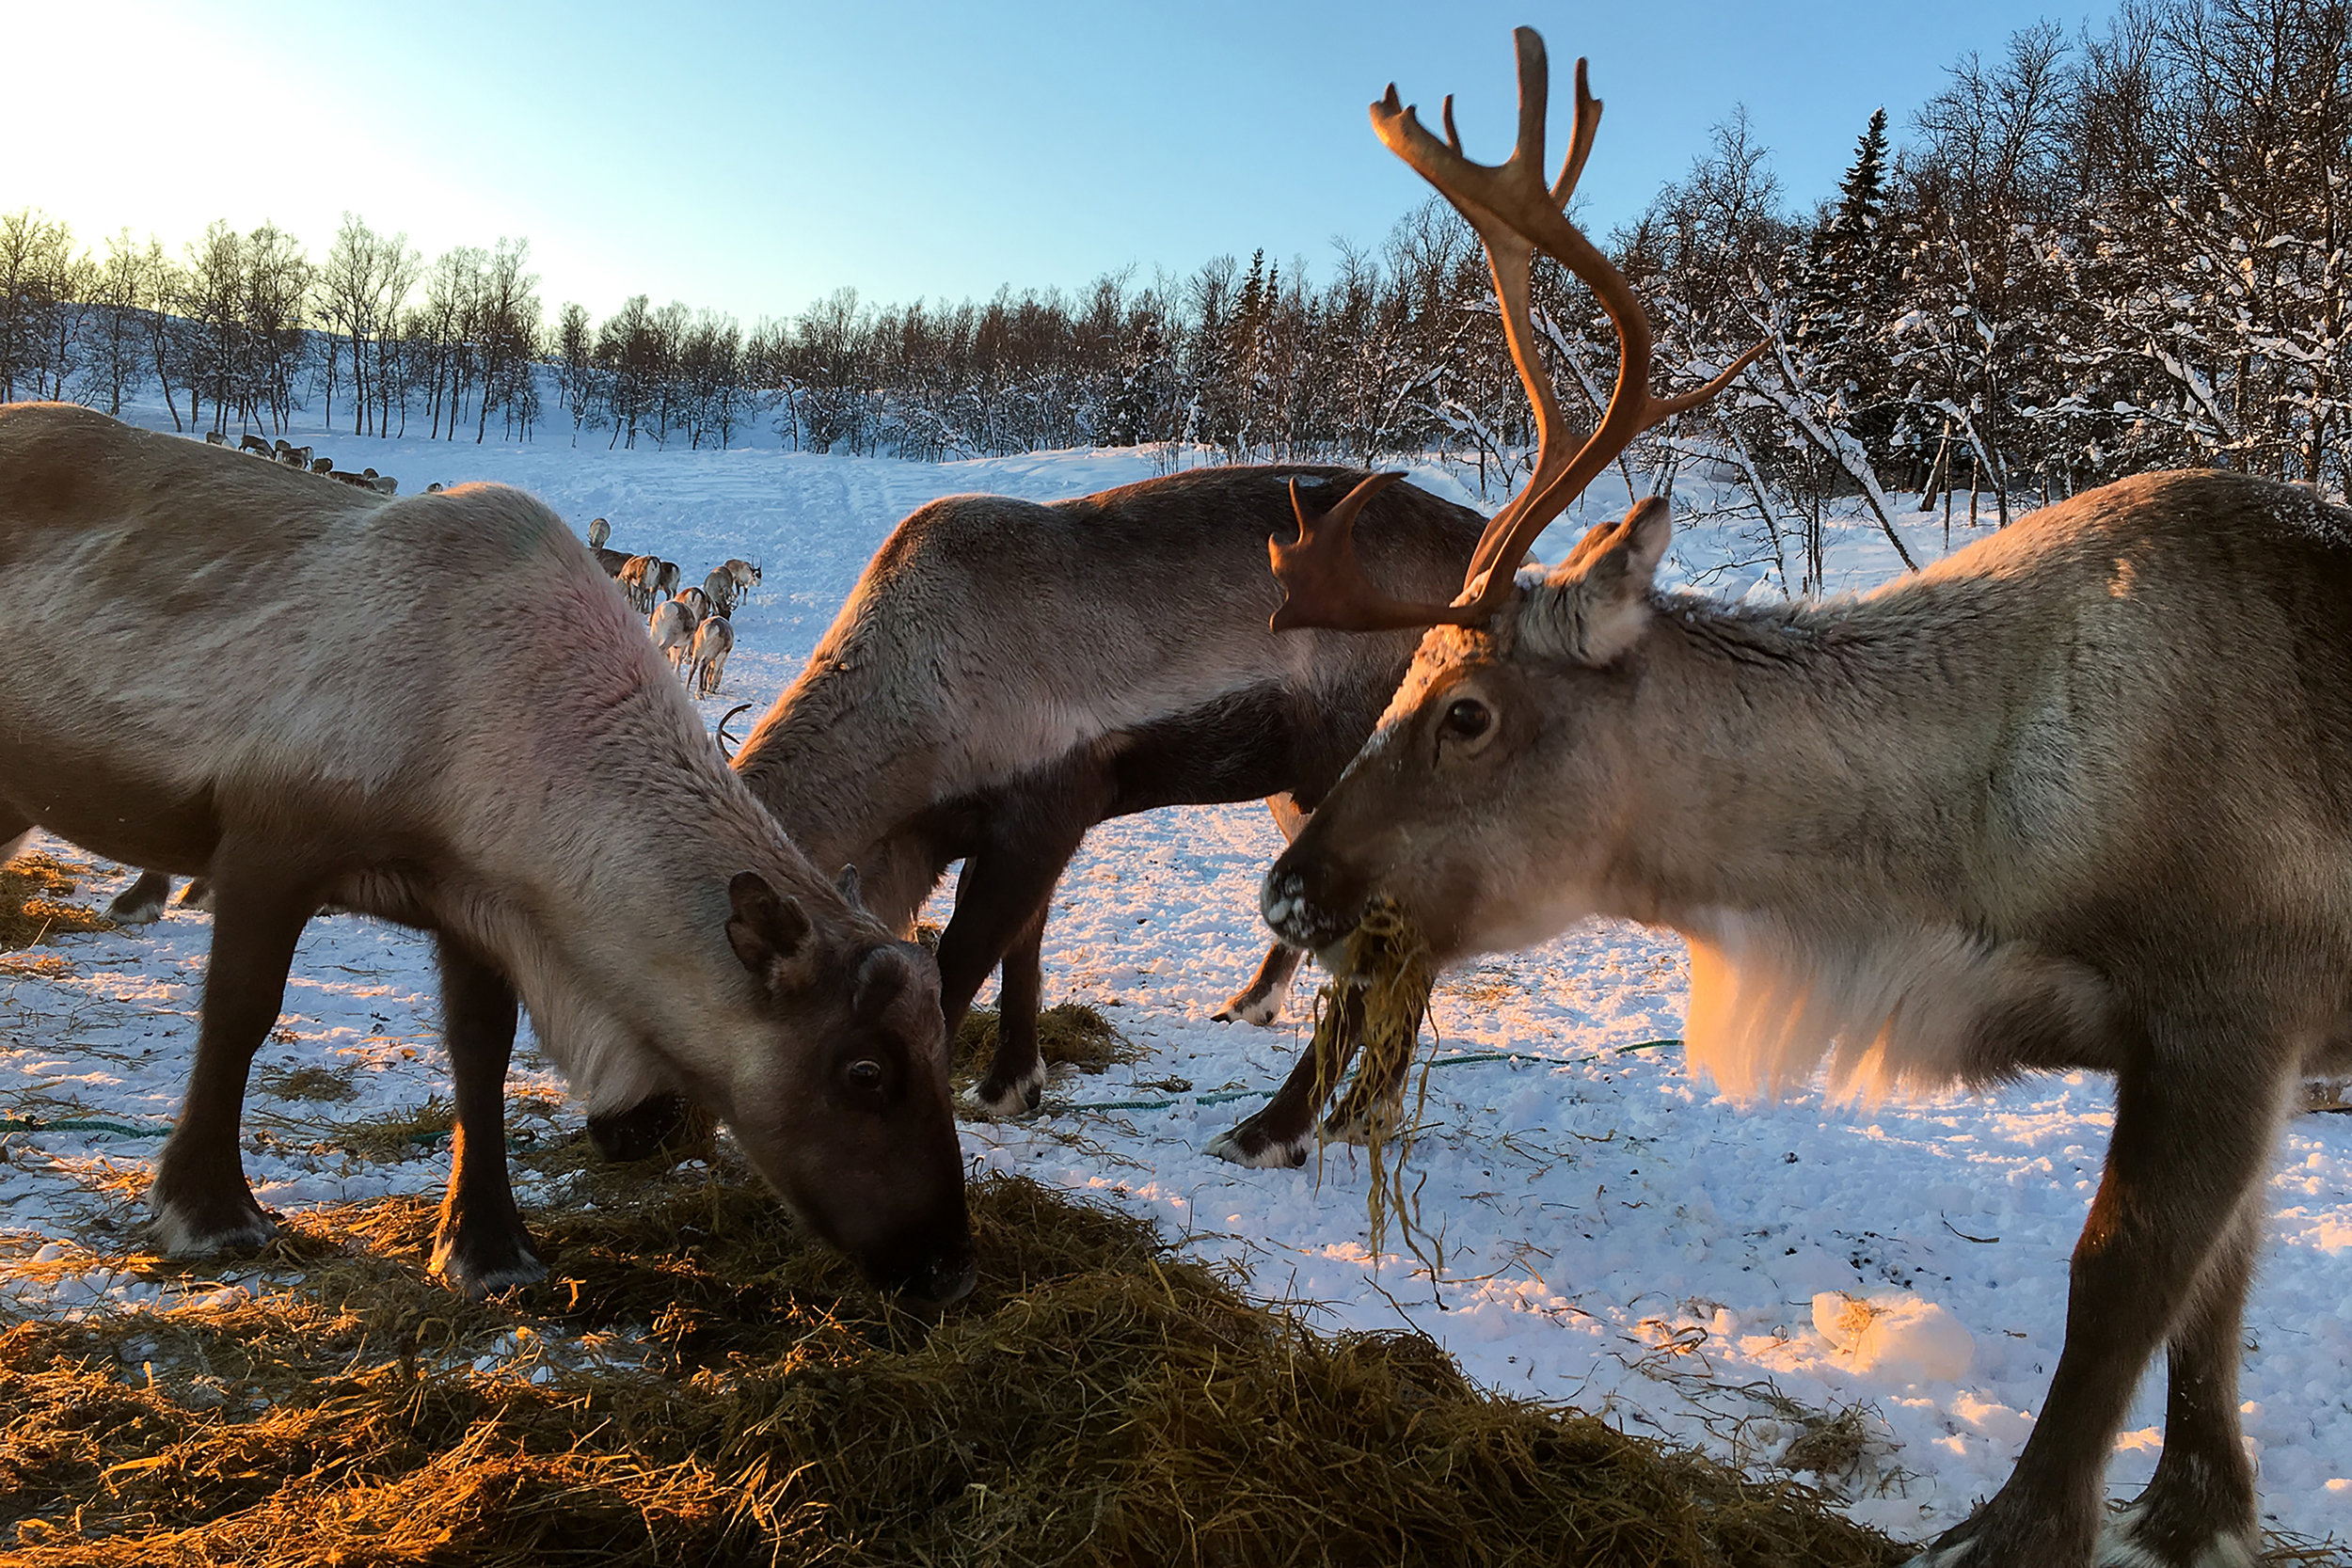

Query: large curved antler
1268;28;1769;634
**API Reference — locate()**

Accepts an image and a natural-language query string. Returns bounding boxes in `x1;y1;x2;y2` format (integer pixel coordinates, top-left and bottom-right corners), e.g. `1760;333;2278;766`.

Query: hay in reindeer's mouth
1302;898;1440;1261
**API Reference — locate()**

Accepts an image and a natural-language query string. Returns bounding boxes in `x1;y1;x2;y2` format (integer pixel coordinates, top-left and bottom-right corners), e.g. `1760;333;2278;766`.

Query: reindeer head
1260;30;1759;974
709;867;975;1305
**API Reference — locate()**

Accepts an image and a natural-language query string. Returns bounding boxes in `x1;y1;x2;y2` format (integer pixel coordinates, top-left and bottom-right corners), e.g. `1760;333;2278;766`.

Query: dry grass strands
0;852;115;950
0;1161;1905;1568
951;1002;1142;1091
1300;898;1439;1261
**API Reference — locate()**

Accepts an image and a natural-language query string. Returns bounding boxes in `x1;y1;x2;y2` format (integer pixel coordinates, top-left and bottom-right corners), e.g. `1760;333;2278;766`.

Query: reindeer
617;554;660;611
677;585;711;622
369;474;398;496
1252;33;2330;1568
707;464;1487;1123
0;402;973;1307
701;566;738;617
649;595;702;672
280;445;313;469
311;457;334;475
655;560;682;600
723;558;761;593
203;431;228;447
592;545;634;578
587;516;611;551
328;470;373;489
238;434;273;457
691;613;734;698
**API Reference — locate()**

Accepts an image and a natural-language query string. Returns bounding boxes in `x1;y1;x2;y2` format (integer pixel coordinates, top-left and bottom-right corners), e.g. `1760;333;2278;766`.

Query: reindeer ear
1527;498;1672;665
834;863;867;916
726;871;812;989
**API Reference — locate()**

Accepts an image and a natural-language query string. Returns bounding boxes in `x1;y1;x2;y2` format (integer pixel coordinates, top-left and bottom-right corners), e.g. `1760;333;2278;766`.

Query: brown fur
728;465;1488;1116
0;404;973;1306
1263;473;2352;1568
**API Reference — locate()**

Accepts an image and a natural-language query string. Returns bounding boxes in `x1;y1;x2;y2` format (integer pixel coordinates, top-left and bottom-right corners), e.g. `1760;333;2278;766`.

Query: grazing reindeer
677;585;710;621
617;554;660;611
310;457;333;475
0;403;974;1307
280;445;313;469
714;464;1487;1120
238;434;273;457
592;545;634;578
203;431;228;447
701;566;738;617
691;612;734;698
369;474;398;496
587;516;611;550
1255;33;2328;1568
649;595;702;672
654;559;682;600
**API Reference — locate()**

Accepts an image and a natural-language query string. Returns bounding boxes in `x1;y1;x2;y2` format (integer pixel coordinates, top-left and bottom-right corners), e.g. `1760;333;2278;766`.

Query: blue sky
17;1;2106;323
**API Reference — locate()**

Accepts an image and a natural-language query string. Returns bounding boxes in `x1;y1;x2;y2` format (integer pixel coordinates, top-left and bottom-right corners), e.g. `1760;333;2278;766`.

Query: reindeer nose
1261;857;1363;952
914;1245;977;1307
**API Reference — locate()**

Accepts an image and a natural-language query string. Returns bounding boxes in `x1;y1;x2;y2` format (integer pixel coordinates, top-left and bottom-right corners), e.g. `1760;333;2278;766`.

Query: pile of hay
952;1001;1143;1091
0;851;115;950
1;1153;1904;1567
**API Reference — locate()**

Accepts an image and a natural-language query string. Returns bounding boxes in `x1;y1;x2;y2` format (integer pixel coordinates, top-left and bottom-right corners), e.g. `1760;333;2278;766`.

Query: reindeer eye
846;1059;883;1090
1441;698;1492;741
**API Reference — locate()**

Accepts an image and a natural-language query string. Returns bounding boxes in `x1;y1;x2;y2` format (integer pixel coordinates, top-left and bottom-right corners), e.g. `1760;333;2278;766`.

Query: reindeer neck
1598;587;1999;937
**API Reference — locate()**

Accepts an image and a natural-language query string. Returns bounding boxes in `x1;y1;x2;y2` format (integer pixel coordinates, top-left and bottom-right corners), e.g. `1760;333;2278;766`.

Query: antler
1268;28;1769;634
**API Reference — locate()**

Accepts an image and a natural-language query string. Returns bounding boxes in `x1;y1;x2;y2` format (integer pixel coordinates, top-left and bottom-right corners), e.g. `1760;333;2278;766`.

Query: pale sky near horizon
14;1;2106;324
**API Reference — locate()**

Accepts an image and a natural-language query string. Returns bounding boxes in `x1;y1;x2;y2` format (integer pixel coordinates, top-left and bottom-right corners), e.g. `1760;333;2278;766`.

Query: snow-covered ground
4;406;2349;1549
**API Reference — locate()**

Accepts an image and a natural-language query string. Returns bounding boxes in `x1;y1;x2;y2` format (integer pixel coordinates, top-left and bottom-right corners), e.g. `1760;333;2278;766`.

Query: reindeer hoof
1212;990;1285;1026
961;1065;1047;1121
106;871;173;926
2094;1499;2257;1568
431;1230;548;1298
1204;1121;1311;1169
148;1193;278;1257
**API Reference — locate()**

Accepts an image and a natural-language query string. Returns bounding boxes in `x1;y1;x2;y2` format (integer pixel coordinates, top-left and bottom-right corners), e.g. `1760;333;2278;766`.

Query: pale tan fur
0;404;963;1291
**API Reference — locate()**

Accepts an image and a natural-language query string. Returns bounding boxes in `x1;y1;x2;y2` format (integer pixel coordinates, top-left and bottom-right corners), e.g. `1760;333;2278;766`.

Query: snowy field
4;406;2350;1551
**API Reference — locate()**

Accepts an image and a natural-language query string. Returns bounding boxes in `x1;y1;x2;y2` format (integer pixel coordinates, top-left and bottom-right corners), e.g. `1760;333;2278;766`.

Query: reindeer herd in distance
588;519;758;701
6;26;2351;1568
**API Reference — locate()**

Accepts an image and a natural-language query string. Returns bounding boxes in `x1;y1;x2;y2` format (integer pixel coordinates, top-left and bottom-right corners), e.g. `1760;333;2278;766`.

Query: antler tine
1266;472;1418;632
1551;58;1601;207
1441;94;1461;152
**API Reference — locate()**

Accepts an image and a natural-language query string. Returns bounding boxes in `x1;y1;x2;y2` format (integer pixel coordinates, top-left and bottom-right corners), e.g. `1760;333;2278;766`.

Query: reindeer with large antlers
1248;29;2345;1568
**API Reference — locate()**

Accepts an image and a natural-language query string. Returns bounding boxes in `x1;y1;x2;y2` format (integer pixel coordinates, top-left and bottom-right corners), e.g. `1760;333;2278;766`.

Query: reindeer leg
2100;1193;2264;1568
150;864;315;1255
107;869;175;926
1216;796;1312;1024
1906;1033;2287;1568
1205;983;1367;1168
972;901;1052;1117
1;803;32;863
937;774;1096;1119
428;936;545;1295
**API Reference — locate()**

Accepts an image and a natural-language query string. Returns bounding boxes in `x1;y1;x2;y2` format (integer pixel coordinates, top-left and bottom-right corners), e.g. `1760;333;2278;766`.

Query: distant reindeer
203;431;228;447
311;457;334;475
1254;32;2323;1568
677;585;710;621
723;558;761;593
586;517;610;550
327;470;373;489
238;434;273;457
0;402;972;1307
648;596;701;672
654;560;681;599
691;613;734;697
701;566;738;617
617;554;660;611
426;482;445;494
591;546;633;578
369;474;398;496
717;464;1487;1118
280;445;313;469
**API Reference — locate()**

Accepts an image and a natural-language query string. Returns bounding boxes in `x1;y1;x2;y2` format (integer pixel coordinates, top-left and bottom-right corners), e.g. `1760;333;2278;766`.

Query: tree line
1;0;2344;593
